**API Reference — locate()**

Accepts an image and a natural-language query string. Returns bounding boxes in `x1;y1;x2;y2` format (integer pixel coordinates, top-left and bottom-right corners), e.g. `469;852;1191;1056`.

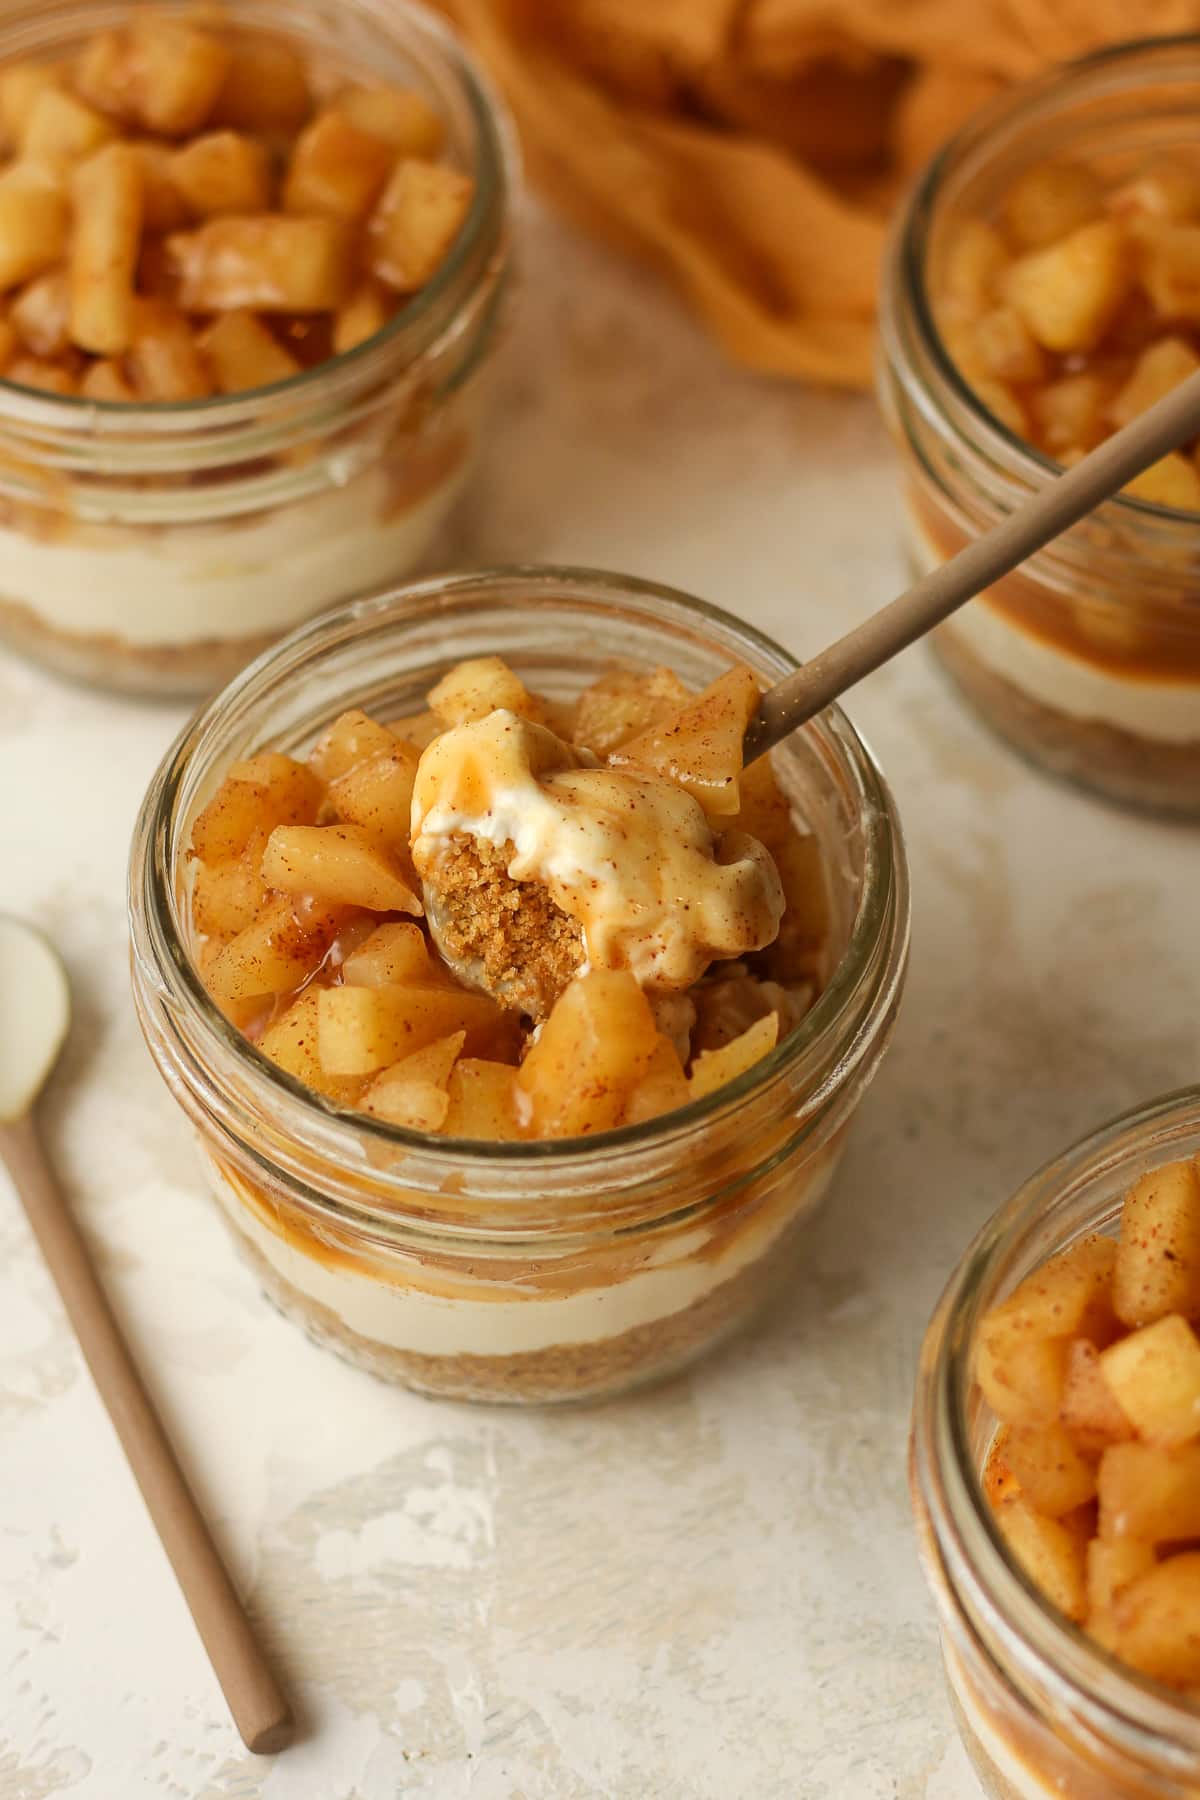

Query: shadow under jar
0;0;513;698
879;39;1200;816
911;1089;1200;1800
128;568;910;1404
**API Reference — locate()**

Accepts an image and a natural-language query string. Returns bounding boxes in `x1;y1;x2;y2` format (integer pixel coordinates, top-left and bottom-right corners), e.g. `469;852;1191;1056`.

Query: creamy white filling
908;511;1200;746
204;1154;838;1359
5;449;471;649
412;712;784;991
943;1643;1056;1800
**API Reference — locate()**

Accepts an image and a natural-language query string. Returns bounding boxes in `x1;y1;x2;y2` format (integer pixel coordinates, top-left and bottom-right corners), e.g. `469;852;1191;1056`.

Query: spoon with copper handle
0;913;293;1755
743;366;1200;760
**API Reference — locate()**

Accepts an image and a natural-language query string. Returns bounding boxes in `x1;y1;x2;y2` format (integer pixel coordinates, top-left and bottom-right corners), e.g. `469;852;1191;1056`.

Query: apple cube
7;355;77;394
78;357;135;402
129;19;230;137
367;158;473;291
1097;1441;1200;1542
327;742;420;852
976;1332;1071;1427
979;1235;1118;1360
261;823;421;914
257;988;364;1105
200;308;300;394
1113;1158;1200;1327
309;708;398;782
1110;153;1200;224
127;298;211;401
284;110;393;223
1124;454;1200;512
333;278;391;354
168;215;352;313
1002;159;1103;251
192;831;269;940
1004;220;1131;353
518;969;658;1138
0;62;63;149
612;663;761;817
317;982;517;1075
442;1058;525;1140
1139;221;1200;321
1110;338;1200;428
689;1011;778;1102
571;666;690;757
941;219;1007;318
69;144;143;355
204;895;341;1005
190;751;322;863
11;269;69;357
361;1031;465;1130
994;1496;1088;1621
970;305;1046;384
168;130;271;218
1059;1338;1134;1455
1030;371;1113;456
341;922;440;988
0;165;68;291
1112;1555;1200;1685
1001;1422;1098;1517
1086;1536;1157;1622
428;655;540;727
212;35;311;133
1100;1314;1200;1448
622;1034;691;1125
336;86;444;157
23;86;117;165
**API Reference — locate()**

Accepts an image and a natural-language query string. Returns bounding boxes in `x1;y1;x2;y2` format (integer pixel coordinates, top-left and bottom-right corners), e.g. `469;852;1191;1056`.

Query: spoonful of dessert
0;914;292;1755
415;369;1200;1010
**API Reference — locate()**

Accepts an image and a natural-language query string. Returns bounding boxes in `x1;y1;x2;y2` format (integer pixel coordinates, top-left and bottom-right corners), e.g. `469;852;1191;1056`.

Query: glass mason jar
911;1088;1200;1799
879;39;1200;817
128;567;910;1404
0;0;513;698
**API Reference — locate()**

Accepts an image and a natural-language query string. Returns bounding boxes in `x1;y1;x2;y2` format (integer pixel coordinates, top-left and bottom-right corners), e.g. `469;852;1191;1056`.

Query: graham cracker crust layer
935;625;1200;817
0;593;277;698
220;1207;802;1404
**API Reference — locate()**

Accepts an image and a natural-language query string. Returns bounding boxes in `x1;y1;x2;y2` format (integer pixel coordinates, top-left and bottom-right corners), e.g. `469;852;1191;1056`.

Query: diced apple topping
936;147;1200;501
976;1152;1200;1687
188;657;827;1140
0;10;469;398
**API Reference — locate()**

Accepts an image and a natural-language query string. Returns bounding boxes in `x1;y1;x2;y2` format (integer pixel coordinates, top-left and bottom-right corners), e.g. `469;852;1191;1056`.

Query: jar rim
129;564;909;1194
0;0;514;436
892;31;1200;530
915;1085;1200;1760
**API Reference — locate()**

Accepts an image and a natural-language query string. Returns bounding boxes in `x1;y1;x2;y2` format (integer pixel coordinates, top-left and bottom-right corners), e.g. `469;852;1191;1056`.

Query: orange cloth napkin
436;0;1200;387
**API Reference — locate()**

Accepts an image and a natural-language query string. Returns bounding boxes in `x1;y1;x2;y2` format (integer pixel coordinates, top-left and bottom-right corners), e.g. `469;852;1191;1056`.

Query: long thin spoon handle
0;1111;293;1756
746;364;1200;759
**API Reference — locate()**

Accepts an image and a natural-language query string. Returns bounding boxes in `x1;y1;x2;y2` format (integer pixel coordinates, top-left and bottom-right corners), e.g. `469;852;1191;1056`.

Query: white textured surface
1;200;1197;1800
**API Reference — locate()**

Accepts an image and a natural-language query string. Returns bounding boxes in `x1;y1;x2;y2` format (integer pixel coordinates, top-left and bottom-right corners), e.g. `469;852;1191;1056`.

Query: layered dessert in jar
129;571;909;1403
881;41;1200;814
0;0;511;695
911;1094;1200;1799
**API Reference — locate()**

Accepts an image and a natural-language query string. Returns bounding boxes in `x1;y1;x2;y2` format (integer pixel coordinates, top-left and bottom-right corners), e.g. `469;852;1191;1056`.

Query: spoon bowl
0;914;70;1123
